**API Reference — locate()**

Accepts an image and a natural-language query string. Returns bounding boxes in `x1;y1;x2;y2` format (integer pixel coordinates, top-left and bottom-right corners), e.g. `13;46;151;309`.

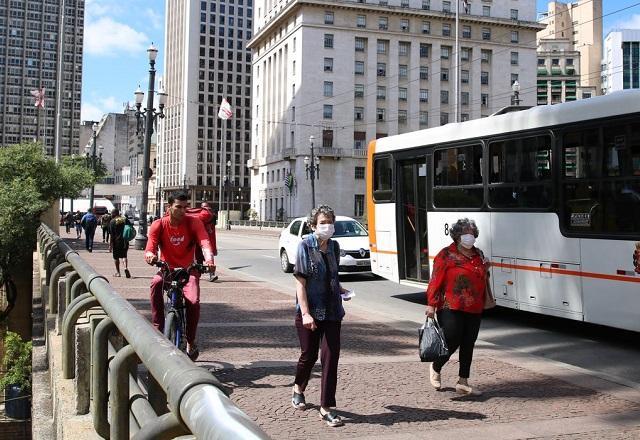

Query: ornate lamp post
133;43;167;250
304;135;320;210
86;122;102;211
512;80;521;106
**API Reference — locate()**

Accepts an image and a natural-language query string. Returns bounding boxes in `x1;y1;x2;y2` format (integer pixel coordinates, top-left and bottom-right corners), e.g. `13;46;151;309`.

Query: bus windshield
333;220;368;237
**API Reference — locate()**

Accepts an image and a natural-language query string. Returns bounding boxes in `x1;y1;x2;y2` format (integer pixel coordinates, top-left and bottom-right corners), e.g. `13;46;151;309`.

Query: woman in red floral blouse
426;218;489;395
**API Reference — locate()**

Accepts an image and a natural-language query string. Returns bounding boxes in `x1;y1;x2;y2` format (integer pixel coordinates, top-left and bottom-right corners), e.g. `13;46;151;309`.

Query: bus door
399;159;430;282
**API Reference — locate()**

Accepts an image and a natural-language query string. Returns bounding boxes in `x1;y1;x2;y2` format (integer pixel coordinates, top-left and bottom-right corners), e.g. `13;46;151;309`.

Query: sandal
113;272;121;277
124;269;131;278
320;410;344;427
291;390;306;410
187;345;200;361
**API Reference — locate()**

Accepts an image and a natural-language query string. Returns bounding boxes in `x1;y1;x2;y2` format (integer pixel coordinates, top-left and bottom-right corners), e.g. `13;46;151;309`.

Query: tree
0;142;95;278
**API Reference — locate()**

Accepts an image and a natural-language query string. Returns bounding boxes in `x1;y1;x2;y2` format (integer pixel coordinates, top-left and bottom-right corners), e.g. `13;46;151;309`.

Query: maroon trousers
294;314;342;408
150;272;201;345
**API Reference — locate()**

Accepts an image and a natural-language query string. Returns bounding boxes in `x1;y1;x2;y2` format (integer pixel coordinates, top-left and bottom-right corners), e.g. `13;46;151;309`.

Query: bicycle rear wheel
164;310;186;351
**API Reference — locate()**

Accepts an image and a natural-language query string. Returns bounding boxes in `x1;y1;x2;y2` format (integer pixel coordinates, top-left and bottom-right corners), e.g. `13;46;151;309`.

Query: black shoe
124;269;131;278
209;274;218;282
292;390;306;410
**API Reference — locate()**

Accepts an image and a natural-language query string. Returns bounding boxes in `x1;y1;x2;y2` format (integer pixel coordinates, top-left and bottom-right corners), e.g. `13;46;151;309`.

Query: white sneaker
456;378;482;396
429;363;441;390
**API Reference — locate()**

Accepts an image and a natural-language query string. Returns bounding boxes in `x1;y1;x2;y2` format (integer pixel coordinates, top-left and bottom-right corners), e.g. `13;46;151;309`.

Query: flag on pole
285;171;295;193
462;0;470;14
218;98;233;120
30;87;45;108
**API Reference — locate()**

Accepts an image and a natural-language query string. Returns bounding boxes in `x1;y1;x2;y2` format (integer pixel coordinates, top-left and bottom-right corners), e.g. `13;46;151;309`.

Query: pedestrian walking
80;209;98;252
108;208;131;278
101;212;112;243
198;202;218;282
64;211;74;234
74;210;83;238
291;205;351;428
425;218;490;396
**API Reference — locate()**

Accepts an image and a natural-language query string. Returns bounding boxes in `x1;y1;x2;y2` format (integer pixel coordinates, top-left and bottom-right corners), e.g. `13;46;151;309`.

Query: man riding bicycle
144;191;215;361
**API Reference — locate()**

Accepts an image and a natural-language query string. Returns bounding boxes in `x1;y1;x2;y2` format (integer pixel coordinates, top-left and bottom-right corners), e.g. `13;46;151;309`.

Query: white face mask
460;234;476;249
315;223;335;240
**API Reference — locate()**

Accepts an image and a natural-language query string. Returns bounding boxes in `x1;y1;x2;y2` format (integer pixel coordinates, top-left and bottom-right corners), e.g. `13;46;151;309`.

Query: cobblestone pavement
60;229;640;439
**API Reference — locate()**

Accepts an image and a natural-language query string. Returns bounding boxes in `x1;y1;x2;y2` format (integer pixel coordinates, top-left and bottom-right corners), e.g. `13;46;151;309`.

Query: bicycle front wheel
164;310;186;351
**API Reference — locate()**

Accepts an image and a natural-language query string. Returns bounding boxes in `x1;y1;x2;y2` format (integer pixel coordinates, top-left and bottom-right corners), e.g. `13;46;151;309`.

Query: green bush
0;331;32;393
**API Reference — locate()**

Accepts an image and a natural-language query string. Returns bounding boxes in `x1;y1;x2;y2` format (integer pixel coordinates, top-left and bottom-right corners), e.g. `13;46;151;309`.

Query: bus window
433;145;483;208
488;135;552;209
563;129;599;179
373;156;393;202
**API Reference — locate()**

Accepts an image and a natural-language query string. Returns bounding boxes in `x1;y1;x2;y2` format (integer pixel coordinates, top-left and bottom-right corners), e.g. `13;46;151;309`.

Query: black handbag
419;318;449;362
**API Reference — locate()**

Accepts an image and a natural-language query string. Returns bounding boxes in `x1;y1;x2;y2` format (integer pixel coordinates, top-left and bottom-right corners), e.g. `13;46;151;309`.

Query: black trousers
432;309;482;378
294;314;341;408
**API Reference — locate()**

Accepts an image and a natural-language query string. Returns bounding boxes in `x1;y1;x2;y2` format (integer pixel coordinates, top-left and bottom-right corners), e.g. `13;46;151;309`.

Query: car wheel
280;249;293;273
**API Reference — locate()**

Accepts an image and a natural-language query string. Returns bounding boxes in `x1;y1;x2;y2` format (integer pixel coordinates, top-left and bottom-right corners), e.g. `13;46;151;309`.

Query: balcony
315;147;344;159
281;148;295;159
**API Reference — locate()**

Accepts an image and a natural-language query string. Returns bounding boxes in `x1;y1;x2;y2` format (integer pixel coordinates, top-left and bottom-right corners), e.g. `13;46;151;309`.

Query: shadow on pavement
339;405;486;425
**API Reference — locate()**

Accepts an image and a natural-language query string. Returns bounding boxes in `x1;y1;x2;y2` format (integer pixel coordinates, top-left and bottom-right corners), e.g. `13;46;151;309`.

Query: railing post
62;293;98;378
49;262;72;315
131;412;188;440
92;317;115;439
110;345;137;440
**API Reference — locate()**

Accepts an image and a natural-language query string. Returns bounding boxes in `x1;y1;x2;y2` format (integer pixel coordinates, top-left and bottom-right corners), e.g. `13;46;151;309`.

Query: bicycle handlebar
154;260;209;274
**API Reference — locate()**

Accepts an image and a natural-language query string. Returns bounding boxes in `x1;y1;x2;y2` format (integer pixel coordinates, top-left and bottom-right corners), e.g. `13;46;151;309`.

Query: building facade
538;0;602;95
602;29;640;95
159;0;253;214
536;38;591;105
248;0;543;221
0;0;84;157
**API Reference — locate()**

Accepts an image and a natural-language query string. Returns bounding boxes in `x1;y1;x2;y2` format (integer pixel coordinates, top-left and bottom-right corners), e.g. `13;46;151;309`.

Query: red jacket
145;215;213;269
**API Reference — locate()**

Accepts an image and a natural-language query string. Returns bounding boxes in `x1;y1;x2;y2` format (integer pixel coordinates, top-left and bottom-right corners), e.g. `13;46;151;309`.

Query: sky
81;0;640;122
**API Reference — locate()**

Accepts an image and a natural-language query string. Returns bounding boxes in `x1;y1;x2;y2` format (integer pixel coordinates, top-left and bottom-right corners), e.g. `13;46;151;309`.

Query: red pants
150;272;201;345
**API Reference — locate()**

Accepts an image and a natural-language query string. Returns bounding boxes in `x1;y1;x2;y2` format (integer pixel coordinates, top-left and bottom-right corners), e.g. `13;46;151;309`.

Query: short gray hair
308;205;336;226
449;218;479;243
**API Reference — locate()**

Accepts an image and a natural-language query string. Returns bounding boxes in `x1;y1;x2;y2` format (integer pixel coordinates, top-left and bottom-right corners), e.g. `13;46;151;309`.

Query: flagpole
454;0;460;123
218;119;226;221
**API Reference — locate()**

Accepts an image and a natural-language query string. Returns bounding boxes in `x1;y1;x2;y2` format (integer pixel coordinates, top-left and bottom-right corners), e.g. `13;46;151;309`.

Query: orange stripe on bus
366;140;377;252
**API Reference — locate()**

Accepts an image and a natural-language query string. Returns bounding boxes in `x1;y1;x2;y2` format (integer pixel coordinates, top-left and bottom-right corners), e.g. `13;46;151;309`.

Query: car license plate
356;260;369;266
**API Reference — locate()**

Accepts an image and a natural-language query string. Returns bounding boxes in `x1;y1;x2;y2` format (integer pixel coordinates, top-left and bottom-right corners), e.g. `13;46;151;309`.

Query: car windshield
333;220;368;237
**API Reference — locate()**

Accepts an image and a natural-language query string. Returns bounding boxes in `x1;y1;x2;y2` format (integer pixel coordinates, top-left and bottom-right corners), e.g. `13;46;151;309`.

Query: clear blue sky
81;0;640;122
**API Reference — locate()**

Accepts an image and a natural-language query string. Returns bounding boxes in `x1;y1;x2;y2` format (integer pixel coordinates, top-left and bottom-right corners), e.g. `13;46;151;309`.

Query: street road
215;229;640;387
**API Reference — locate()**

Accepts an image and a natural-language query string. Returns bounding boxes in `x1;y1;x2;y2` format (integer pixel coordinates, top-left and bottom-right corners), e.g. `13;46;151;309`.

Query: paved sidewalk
61;229;640;439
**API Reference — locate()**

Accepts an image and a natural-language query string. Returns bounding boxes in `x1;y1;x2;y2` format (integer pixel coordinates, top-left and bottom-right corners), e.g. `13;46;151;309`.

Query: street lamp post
133;43;167;250
87;122;99;211
225;160;231;230
304;135;320;210
512;80;521;106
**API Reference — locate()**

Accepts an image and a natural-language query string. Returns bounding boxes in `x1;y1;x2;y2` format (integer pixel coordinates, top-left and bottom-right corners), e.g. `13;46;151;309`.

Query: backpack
122;224;136;241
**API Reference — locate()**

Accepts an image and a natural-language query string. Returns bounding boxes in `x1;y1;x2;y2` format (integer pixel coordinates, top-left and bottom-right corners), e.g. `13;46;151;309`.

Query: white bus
366;91;640;332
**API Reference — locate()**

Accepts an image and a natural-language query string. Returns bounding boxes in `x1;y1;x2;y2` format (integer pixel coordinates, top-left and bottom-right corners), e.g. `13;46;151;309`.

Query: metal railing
228;220;288;229
38;223;270;440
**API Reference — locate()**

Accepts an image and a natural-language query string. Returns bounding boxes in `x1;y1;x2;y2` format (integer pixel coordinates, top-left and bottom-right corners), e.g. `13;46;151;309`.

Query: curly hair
308;204;336;226
449;218;479;243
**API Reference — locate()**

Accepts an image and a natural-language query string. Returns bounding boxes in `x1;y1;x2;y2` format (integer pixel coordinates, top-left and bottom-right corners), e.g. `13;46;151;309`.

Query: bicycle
155;260;208;354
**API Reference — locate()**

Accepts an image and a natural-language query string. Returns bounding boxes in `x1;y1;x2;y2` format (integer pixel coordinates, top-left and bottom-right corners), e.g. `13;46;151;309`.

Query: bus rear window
373;156;393;201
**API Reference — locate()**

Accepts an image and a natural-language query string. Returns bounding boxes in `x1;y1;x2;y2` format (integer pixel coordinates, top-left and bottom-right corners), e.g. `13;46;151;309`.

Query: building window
482;5;490;16
354;84;364;98
354;131;366;149
355;60;365;75
441;46;451;59
511;73;519;84
325;11;334;24
323;104;333;119
322;130;333;148
461;69;469;83
510;9;518;20
422;0;430;10
323;81;333;97
354;194;365;217
400;19;409;31
355;167;366;179
440;112;449;125
481;49;491;63
481;71;489;85
422;21;430;34
377;108;385;121
398;110;407;124
511;51;519;65
482;28;491;40
462;25;471;38
378;17;388;30
354;107;364;120
419;111;428;127
399;41;410;56
461;91;469;105
399;64;408;78
566;58;574;65
511;31;519;43
377;62;386;76
443;1;451;13
441;68;449;81
377;86;386;100
357;15;366;28
355;37;366;51
420;89;428;102
461;47;470;61
583;92;592;99
461;113;470;122
420;43;430;58
552;58;559;65
377;39;388;54
420;66;429;80
324;34;334;48
538;58;545;66
441;90;449;104
324;57;334;72
400;0;409;8
481;93;489;107
442;23;451;37
399;87;408;101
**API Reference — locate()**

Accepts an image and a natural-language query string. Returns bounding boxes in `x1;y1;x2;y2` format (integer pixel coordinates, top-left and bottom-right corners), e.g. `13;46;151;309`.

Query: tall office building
248;0;543;221
536;38;588;105
538;0;602;95
602;29;640;94
0;0;84;157
159;0;253;214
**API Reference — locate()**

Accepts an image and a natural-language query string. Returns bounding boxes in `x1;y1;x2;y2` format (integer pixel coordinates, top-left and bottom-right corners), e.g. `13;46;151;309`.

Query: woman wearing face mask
291;205;350;427
425;218;489;395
